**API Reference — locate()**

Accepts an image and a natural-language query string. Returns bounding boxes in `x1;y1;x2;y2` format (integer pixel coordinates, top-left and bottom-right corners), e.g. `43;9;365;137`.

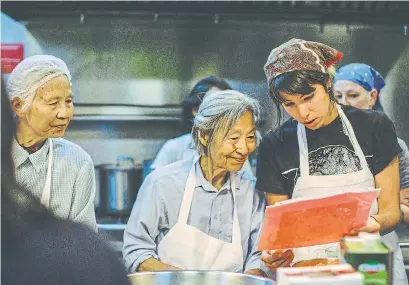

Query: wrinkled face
209;111;256;172
333;80;374;109
280;84;333;130
20;75;73;138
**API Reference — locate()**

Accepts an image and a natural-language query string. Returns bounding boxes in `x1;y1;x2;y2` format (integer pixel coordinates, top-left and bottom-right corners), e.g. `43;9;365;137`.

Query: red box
1;43;24;74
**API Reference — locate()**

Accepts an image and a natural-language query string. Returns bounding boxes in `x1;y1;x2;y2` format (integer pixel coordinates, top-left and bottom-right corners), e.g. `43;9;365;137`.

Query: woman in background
150;75;232;171
333;63;409;224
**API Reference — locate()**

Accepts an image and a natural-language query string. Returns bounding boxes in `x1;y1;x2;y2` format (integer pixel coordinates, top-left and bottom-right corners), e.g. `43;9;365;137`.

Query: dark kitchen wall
2;2;409;164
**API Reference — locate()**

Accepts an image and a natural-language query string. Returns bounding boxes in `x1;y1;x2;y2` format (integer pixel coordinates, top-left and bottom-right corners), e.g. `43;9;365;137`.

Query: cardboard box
277;264;363;285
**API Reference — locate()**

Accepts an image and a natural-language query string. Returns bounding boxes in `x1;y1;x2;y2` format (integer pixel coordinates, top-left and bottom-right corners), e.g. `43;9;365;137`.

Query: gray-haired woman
6;55;97;232
123;90;266;277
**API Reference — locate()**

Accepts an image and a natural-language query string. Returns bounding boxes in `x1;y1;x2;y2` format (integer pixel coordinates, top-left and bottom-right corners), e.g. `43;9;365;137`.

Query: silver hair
192;90;261;157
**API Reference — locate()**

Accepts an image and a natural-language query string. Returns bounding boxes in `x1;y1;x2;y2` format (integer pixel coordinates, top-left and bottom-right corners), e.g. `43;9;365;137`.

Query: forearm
245;191;267;275
265;193;289;206
401;204;409;224
138;257;180;272
375;157;400;234
372;210;400;235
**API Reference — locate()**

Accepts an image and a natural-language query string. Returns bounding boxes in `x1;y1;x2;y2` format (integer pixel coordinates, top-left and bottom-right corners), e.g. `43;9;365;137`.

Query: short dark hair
181;75;232;134
270;70;335;127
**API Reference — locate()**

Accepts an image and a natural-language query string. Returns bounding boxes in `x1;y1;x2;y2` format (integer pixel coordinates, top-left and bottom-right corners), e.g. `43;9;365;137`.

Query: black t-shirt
256;105;402;198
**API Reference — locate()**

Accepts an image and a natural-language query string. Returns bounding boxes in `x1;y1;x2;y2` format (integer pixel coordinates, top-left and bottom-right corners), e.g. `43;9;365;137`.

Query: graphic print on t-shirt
309;145;361;175
282;145;362;185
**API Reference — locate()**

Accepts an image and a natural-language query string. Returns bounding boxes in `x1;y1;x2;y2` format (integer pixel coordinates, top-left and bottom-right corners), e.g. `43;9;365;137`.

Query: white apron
40;139;53;209
157;157;244;272
292;105;407;284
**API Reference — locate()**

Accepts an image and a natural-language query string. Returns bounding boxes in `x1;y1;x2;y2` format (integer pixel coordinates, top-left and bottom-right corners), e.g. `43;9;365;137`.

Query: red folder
257;190;379;251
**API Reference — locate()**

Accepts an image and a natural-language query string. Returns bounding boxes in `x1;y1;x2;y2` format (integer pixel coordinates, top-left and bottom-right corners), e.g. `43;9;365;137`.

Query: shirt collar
194;159;241;193
11;138;50;173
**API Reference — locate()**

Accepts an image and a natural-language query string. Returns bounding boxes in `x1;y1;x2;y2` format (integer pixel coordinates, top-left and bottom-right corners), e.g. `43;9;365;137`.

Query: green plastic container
341;234;393;285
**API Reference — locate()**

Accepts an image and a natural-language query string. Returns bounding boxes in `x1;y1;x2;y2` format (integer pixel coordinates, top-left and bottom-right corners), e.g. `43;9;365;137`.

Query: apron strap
177;157;198;224
178;156;241;245
229;174;241;245
40;139;53;208
297;123;310;176
336;105;370;171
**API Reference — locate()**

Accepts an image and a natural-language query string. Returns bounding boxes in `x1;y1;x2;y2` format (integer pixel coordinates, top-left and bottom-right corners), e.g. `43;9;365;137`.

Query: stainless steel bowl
128;271;275;285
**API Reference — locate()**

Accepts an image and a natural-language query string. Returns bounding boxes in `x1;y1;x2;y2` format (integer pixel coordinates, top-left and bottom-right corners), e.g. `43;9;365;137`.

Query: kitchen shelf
73;115;181;121
72;105;182;122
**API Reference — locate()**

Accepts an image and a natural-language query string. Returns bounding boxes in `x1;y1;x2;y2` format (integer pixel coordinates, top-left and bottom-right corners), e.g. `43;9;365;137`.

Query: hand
400;188;409;207
244;269;267;277
166;265;182;271
138;257;182;272
349;216;380;235
261;249;294;271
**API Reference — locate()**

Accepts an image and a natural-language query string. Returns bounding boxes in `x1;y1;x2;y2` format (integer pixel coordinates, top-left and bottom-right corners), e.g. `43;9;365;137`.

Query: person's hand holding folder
349;215;380;235
261;249;294;271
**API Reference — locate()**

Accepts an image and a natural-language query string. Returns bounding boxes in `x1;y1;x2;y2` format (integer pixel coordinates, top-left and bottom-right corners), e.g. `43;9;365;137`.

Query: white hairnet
6;54;72;111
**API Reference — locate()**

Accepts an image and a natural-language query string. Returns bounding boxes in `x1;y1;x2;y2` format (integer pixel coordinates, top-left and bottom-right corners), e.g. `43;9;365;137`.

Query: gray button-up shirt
123;157;265;273
11;137;97;231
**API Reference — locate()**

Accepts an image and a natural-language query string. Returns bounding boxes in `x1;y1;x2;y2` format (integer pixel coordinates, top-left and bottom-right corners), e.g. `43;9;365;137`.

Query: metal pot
127;271;275;285
94;165;102;212
97;157;142;216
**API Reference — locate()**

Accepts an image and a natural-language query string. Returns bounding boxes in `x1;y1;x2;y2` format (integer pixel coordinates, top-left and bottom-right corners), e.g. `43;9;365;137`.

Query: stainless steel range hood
72;79;185;121
73;105;182;121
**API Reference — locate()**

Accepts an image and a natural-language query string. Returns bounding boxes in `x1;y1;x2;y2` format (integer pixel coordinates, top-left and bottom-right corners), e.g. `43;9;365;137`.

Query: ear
198;130;209;147
368;89;379;108
11;97;25;118
326;79;333;91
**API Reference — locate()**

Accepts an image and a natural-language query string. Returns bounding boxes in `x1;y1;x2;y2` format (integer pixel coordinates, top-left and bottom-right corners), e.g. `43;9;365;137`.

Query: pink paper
257;190;379;251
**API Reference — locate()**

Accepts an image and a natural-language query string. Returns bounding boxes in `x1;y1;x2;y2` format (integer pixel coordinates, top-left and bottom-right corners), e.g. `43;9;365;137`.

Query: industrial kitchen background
2;0;409;270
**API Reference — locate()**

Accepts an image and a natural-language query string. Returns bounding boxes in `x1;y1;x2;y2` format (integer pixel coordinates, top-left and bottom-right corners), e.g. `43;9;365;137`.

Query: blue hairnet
334;63;385;93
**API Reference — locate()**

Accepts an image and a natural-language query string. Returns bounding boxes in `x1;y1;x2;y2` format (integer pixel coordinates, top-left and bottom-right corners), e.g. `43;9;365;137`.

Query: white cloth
157;156;244;271
292;105;407;285
6;54;72;103
40;139;53;208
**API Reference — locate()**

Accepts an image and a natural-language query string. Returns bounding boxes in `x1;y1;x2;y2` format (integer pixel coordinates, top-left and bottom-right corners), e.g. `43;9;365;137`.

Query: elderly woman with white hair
6;54;97;231
123;90;266;276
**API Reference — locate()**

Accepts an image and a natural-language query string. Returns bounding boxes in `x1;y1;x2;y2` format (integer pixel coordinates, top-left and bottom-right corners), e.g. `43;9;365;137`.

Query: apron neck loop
178;156;241;244
40;139;53;208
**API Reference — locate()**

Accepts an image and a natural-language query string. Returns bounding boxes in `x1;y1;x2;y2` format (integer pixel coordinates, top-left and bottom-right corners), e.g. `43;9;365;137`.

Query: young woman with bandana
256;39;407;284
333;63;409;225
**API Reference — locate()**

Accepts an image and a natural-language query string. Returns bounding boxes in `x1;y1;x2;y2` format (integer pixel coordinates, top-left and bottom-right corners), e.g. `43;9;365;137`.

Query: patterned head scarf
334;63;385;94
263;38;343;88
